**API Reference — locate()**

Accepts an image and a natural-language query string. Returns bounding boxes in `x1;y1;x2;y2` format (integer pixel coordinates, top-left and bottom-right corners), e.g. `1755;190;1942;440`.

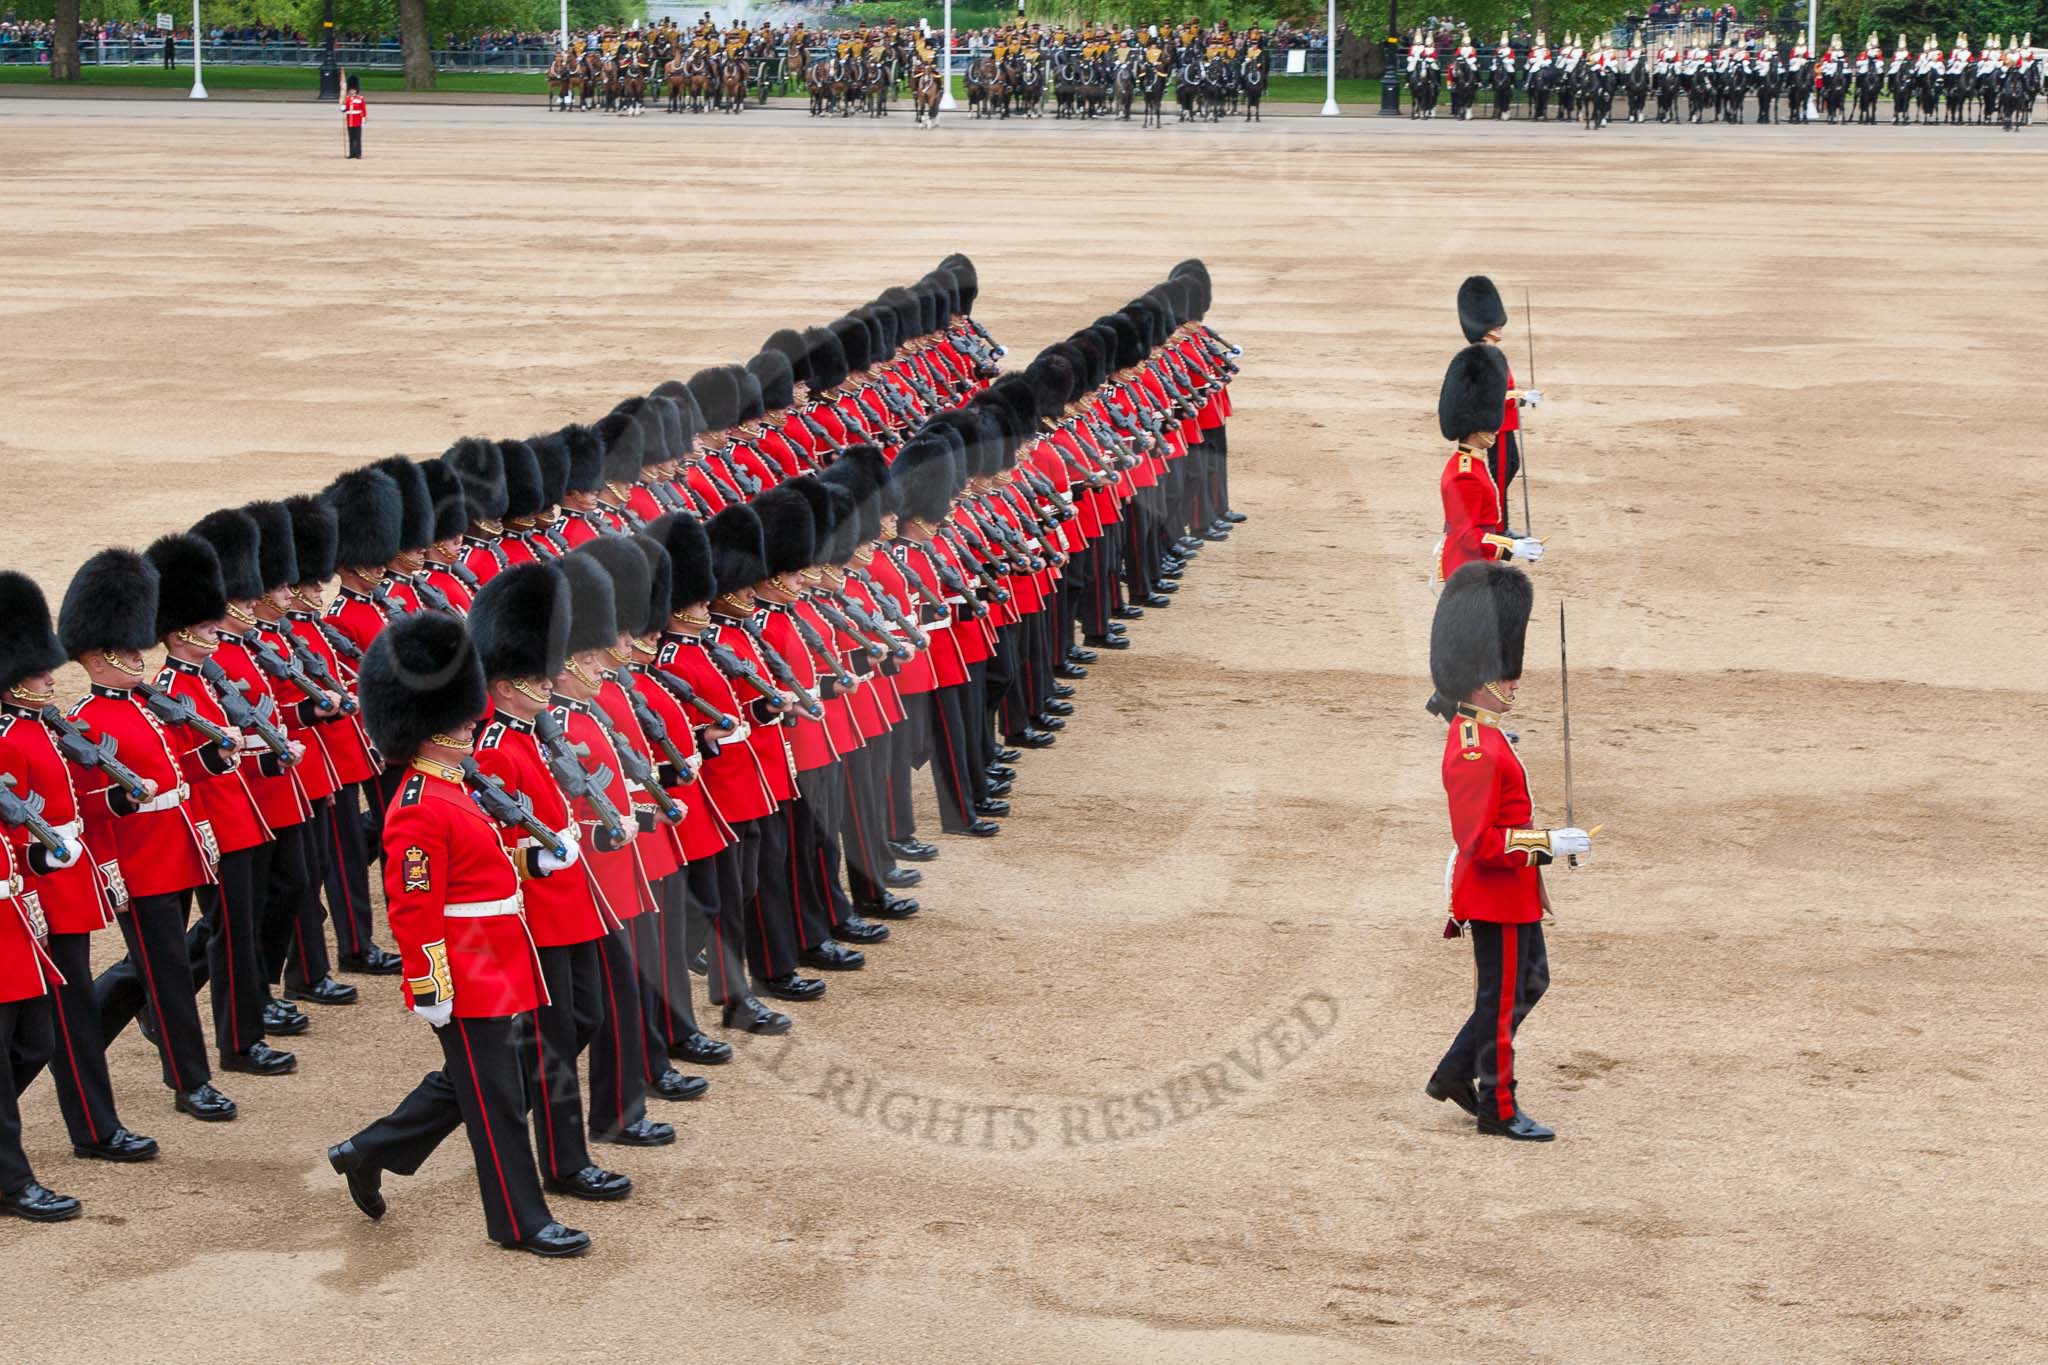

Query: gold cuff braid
408;939;453;1006
1504;829;1555;865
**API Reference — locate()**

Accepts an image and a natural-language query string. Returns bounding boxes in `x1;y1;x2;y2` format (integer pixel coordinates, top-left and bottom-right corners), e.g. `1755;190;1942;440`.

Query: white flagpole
1321;0;1339;114
190;0;207;98
939;0;957;110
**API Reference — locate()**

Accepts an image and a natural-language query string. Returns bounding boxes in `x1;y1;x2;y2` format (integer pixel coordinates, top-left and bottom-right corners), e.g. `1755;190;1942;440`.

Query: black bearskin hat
575;538;653;638
557;548;617;654
192;507;264;602
445;437;509;523
894;434;957;526
59;548;159;658
784;476;835;556
420;460;468;545
146;533;228;641
1095;313;1144;371
748;349;794;413
499;439;545;520
1068;329;1108;392
821;445;886;543
324;467;402;570
595;411;643;488
707;504;768;597
469;561;568;682
830;316;872;374
913;281;943;336
658;378;708;444
648;513;714;610
359;611;486;765
1026;352;1074;423
371;456;433;554
1171;262;1211;320
858;307;892;365
0;572;66;693
922;269;962;320
531;431;572;506
243;500;300;593
734;366;765;425
688;367;741;432
1430;562;1533;701
286;494;340;584
805;326;849;394
764;328;811;385
1457;275;1507;345
819;479;859;564
633;534;673;634
1438;344;1509;443
937;253;977;313
752;485;817;577
984;375;1039;442
647;395;686;465
562;423;606;495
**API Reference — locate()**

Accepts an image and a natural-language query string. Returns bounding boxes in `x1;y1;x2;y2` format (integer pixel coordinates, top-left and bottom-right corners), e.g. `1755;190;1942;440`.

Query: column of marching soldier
0;254;1244;1250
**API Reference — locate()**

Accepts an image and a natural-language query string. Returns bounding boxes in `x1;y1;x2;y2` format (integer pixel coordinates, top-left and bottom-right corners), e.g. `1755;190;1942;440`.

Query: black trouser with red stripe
924;686;979;831
1435;920;1550;1122
746;809;803;982
347;1013;555;1246
690;846;751;1007
587;922;650;1141
885;703;926;843
518;941;602;1181
839;742;893;906
794;767;856;946
19;932;125;1147
638;875;699;1064
96;891;211;1093
1;996;55;1195
253;819;328;992
319;781;381;960
189;846;267;1057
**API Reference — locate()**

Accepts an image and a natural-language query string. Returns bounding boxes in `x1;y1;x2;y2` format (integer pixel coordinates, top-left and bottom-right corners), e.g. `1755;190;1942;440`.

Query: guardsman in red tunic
0;572;160;1164
58;549;239;1123
0;800;75;1223
418;461;481;613
555;424;615;547
573;539;715;1103
1455;276;1543;536
621;532;734;1074
284;493;401;978
550;554;675;1152
1424;563;1594;1141
591;409;648;534
650;514;794;1036
326;611;588;1257
340;74;365;158
467;562;640;1203
705;505;827;1006
444;437;513;588
142;532;297;1079
1434;343;1546;587
323;466;414;862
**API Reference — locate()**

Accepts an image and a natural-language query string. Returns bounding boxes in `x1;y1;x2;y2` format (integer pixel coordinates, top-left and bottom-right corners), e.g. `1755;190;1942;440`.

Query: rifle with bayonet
281;633;359;714
315;619;365;668
199;658;295;764
618;675;698;784
37;706;149;803
587;701;684;824
779;606;858;694
0;773;68;857
460;758;569;861
240;630;343;717
133;681;237;755
732;618;827;721
532;709;631;850
847;568;930;650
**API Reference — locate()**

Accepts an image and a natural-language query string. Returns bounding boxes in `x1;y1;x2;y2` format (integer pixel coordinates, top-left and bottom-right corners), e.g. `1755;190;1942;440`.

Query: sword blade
1520;286;1537;538
1559;600;1577;869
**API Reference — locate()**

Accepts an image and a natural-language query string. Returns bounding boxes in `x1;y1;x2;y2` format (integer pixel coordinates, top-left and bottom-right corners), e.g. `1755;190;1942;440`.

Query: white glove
1549;828;1593;859
415;999;454;1029
1519;388;1543;408
1511;537;1546;563
681;752;704;779
47;839;82;870
537;830;582;874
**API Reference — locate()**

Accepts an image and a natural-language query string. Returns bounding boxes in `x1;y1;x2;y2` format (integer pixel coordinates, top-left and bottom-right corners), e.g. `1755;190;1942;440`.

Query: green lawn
0;63;543;94
3;62;1389;105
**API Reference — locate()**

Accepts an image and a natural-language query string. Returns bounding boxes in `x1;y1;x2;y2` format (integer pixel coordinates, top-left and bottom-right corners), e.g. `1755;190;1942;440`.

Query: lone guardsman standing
325;611;589;1256
1432;342;1545;587
1423;562;1595;1141
341;74;366;159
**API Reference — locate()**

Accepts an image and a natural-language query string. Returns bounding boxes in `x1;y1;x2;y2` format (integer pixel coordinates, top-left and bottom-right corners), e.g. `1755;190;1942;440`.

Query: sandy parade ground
0;97;2044;1363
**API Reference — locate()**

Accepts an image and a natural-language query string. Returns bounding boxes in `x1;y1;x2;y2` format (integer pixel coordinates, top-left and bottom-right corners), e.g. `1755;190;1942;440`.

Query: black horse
1529;61;1558;120
1449;57;1480;119
1582;62;1615;128
1855;58;1885;124
1655;63;1682;122
1489;52;1516;118
1409;53;1441;118
1821;61;1850;122
1241;59;1266;121
1623;58;1650;122
1753;55;1783;123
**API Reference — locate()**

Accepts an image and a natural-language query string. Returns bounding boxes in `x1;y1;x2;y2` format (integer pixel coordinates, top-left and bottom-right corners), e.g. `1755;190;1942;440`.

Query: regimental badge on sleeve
401;845;431;893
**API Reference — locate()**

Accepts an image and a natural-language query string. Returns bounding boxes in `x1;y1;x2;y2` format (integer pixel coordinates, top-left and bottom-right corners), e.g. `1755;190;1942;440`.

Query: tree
399;0;435;89
52;0;81;80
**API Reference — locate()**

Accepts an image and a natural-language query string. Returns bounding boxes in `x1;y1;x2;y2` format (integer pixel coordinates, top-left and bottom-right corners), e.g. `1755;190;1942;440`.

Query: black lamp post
317;3;339;100
1380;0;1401;113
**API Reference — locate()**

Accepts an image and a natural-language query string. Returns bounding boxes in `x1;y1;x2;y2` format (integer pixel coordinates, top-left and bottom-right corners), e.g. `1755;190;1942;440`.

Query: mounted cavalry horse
616;47;648;116
1408;49;1441;117
1448;55;1480;120
807;55;851;116
1489;49;1517;118
1622;54;1650;121
1139;56;1169;128
912;58;942;127
716;50;748;112
1011;55;1045;115
1240;55;1267;120
547;49;575;111
966;54;1011;119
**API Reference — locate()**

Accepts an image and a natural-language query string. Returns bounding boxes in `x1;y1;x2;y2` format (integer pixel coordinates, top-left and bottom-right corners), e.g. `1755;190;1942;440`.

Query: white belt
925;616;954;633
0;876;17;901
135;786;188;813
445;895;521;919
51;818;84;843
